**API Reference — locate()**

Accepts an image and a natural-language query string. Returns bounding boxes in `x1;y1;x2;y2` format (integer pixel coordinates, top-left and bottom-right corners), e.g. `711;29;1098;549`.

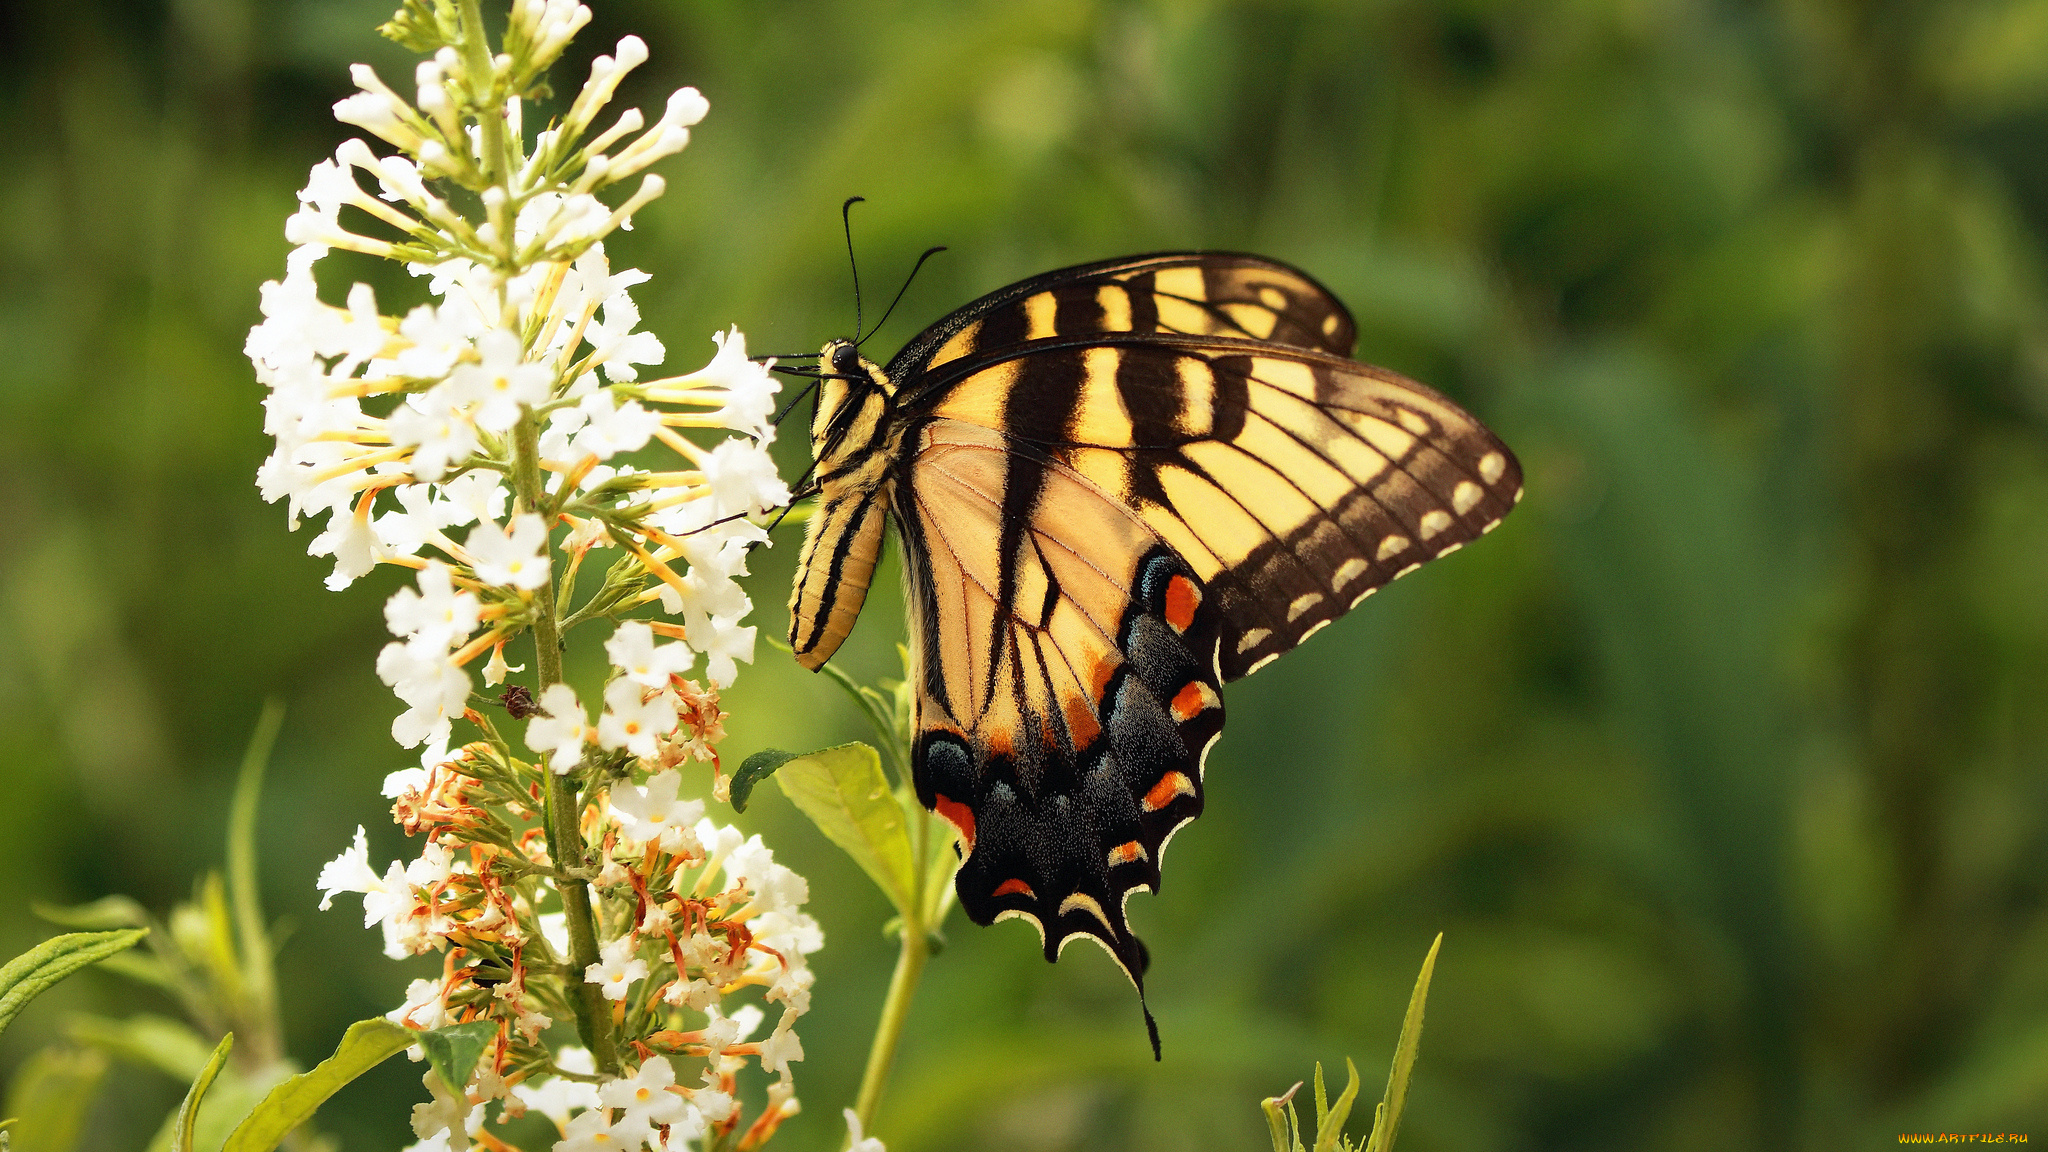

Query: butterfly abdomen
787;342;901;671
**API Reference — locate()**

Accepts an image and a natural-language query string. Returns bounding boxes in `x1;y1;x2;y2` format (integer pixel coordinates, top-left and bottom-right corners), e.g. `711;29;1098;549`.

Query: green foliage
6;0;2048;1147
730;748;803;813
0;931;148;1042
1266;936;1439;1152
3;1047;108;1152
218;1019;418;1152
169;1035;233;1152
775;743;922;925
414;1020;499;1104
379;0;460;54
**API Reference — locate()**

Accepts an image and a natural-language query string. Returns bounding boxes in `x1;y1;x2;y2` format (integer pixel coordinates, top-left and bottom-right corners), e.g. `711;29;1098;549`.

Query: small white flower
585;934;649;1001
757;1018;805;1076
568;389;661;460
449;327;553;431
389;976;452;1029
466;513;551;590
691;326;780;440
844;1108;887;1152
553;1108;623;1152
609;769;705;854
583;272;665;382
385;562;480;650
525;683;593;773
482;642;523;686
387;383;482;482
599;1055;688;1129
316;826;381;911
701;437;789;518
375;641;471;762
410;1068;473;1140
596;676;678;760
691;1070;736;1122
605;620;695;686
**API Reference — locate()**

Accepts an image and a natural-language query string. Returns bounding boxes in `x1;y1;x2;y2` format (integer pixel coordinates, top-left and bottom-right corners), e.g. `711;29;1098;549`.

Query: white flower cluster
317;776;822;1152
273;7;826;1151
245;19;788;767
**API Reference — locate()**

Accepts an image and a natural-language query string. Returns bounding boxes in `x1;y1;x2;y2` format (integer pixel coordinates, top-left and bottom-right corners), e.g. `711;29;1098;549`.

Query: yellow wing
922;334;1524;679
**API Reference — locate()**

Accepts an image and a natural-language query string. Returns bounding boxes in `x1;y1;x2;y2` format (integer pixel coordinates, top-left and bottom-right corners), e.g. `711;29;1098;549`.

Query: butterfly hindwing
898;418;1224;981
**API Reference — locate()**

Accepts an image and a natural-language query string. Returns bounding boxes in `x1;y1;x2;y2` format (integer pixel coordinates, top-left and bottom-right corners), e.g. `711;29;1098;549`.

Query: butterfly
784;251;1521;1052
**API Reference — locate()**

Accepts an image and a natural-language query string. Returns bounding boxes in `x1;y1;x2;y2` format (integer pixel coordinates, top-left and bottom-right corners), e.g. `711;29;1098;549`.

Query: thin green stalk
512;415;619;1075
849;924;930;1142
227;699;285;1067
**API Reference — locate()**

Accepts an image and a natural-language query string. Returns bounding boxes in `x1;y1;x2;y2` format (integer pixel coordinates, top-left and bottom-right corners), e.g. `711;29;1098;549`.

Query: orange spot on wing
1164;574;1201;633
1063;690;1102;748
1170;681;1216;722
1142;771;1196;812
993;878;1035;899
1107;840;1147;867
1089;653;1118;701
982;726;1014;758
933;794;976;853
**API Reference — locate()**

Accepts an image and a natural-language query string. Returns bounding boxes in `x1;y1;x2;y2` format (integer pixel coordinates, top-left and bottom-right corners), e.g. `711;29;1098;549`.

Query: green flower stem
849;917;931;1143
512;416;619;1076
455;0;516;258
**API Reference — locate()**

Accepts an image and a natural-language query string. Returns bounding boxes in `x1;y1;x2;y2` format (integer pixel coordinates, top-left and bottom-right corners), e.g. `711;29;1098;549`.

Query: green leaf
228;701;285;1030
66;1013;216;1081
170;1034;234;1152
90;950;182;997
1313;1060;1363;1152
416;1019;498;1095
1261;1081;1305;1152
0;929;148;1040
2;1046;109;1152
730;748;801;813
220;1017;417;1152
812;657;912;785
774;742;920;920
1365;933;1441;1152
32;896;152;931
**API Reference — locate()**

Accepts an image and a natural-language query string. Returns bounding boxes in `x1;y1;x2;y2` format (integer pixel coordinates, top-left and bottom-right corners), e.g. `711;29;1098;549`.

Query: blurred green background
4;0;2048;1148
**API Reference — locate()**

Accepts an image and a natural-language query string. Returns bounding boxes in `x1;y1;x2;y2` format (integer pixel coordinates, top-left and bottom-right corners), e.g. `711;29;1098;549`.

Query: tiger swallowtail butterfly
785;252;1521;1055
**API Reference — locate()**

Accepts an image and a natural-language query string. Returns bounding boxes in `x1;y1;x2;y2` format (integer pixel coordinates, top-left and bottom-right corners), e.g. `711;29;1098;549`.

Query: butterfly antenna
767;464;823;533
771;377;821;427
842;196;866;340
857;245;949;348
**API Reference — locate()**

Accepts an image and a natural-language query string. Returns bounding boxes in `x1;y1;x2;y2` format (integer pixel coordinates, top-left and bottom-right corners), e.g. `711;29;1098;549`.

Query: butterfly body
787;253;1522;1042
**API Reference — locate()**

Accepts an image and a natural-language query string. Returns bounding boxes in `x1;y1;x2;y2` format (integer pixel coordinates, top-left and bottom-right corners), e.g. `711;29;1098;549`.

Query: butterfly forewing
922;334;1524;680
889;252;1358;397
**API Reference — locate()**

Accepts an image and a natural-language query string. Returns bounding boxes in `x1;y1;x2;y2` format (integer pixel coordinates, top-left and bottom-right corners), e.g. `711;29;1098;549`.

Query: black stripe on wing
887;252;1357;399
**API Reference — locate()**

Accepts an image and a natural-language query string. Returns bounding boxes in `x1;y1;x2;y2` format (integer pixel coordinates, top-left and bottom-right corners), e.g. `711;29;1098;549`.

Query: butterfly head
809;338;897;463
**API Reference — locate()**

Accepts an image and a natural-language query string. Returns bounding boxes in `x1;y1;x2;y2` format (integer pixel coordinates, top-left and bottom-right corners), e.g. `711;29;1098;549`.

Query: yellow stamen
642;488;712;514
654;425;710;465
559;453;602;493
617;532;692;607
310;446;410;485
326;377;410;398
